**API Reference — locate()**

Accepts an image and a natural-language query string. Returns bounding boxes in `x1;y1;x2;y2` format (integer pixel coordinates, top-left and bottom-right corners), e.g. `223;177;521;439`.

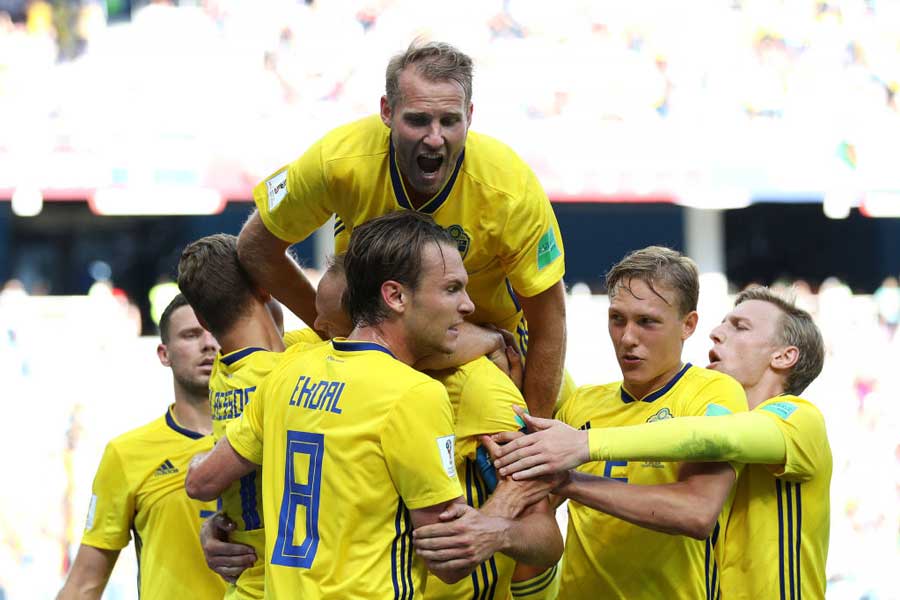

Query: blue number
603;460;628;482
271;430;324;568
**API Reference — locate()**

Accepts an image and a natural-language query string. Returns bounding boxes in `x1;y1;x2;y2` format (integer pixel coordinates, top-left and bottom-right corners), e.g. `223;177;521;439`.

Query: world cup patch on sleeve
436;435;457;478
761;401;798;420
85;494;98;531
537;227;561;270
265;170;289;211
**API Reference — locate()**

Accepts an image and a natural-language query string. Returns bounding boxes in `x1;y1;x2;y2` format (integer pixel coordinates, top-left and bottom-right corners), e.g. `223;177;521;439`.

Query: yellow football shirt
226;338;463;599
426;357;529;600
253;115;565;342
719;395;831;599
555;364;748;599
81;406;225;600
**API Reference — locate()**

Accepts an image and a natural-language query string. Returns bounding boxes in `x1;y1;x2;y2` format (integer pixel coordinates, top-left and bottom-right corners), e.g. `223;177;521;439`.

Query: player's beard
174;371;210;398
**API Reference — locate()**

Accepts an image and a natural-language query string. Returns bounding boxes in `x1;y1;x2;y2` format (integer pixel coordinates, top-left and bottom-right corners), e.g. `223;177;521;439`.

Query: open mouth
708;349;721;366
417;154;443;174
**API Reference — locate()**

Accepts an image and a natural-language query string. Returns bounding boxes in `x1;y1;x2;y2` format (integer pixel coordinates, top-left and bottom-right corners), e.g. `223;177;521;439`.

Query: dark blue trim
334;224;346;235
387;140;465;214
331;339;395;358
240;471;262;530
511;564;558;595
165;410;204;440
777;480;786;600
620;363;692;403
787;483;796;600
391;501;401;599
220;347;267;366
199;510;216;518
505;278;521;312
796;483;802;600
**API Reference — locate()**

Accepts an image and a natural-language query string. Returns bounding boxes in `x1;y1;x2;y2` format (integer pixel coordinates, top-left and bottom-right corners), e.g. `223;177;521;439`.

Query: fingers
490;430;525;445
439;503;470;521
210;512;237;532
479;434;503;462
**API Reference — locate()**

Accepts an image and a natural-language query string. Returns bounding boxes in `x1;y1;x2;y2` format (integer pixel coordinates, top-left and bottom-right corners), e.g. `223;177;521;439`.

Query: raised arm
185;437;257;502
237;211;318;328
57;545;119;600
518;280;567;418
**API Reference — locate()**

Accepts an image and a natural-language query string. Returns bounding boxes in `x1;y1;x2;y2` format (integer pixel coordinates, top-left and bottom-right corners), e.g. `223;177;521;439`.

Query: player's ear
681;310;699;341
157;343;172;367
380;95;392;127
381;280;406;314
772;345;800;370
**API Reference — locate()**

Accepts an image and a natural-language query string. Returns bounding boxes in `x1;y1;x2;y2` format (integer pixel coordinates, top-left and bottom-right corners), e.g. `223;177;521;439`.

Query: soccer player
186;212;560;598
237;39;568;417
57;295;226;600
483;246;749;599
492;286;830;599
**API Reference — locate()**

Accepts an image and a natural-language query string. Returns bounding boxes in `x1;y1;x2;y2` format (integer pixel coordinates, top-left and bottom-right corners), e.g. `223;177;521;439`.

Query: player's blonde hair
605;246;699;317
385;40;474;109
735;287;825;395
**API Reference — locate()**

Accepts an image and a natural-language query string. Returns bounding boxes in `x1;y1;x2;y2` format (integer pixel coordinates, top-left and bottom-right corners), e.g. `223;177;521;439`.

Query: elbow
185;470;217;502
683;513;719;541
432;568;470;585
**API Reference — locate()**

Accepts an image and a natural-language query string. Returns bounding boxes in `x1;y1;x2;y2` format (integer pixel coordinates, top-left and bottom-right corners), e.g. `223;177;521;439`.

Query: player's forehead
609;278;678;317
419;241;466;283
168;304;202;336
395;68;466;114
729;299;782;328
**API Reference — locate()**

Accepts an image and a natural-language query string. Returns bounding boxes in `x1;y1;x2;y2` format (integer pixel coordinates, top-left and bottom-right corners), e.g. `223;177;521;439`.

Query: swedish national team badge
445;224;471;258
647;407;674;423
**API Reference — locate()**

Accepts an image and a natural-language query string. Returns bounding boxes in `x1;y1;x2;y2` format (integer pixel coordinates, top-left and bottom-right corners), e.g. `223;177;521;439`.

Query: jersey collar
219;346;267;366
621;363;692;403
388;140;465;214
165;405;206;440
331;338;395;359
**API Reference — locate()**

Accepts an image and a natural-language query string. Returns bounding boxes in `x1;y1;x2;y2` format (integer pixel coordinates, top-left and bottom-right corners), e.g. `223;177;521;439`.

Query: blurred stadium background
2;0;899;598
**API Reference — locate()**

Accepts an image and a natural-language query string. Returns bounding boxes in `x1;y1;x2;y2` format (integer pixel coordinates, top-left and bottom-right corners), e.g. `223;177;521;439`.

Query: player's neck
217;306;286;355
622;360;685;401
744;373;788;410
172;389;213;435
349;323;416;366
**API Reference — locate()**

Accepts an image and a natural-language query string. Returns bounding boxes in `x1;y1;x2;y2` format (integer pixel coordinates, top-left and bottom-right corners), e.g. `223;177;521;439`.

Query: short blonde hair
605;246;699;316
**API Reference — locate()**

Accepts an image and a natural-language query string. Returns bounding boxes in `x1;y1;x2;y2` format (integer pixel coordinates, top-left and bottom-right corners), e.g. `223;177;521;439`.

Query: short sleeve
454;359;527;461
252;138;334;244
499;168;565;298
226;375;267;465
283;328;323;349
756;398;829;481
81;443;134;550
684;372;749;417
381;380;463;510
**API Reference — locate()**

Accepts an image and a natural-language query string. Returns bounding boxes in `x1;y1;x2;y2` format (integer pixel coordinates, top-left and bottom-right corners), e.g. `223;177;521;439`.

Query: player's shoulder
283;327;323;350
107;413;170;449
755;394;825;422
683;364;744;390
317;115;390;160
462;130;535;194
559;382;620;416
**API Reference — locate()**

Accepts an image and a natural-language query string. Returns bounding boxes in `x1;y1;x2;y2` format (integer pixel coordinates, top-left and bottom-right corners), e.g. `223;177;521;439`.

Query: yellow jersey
81;406;225;600
226;338;463;599
209;328;326;599
426;357;529;600
253;115;565;342
555;364;748;599
719;395;831;600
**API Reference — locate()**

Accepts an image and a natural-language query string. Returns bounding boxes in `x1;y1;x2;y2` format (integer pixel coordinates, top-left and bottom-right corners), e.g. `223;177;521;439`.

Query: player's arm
518;280;567;418
493;410;787;479
237;211;318;328
414;322;506;371
185;437;257;502
56;545;119;600
557;460;735;540
199;512;257;584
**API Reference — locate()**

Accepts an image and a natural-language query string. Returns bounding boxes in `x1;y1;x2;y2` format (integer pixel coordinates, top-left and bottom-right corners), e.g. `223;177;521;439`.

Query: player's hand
491;406;590;479
200;512;256;584
413;504;508;572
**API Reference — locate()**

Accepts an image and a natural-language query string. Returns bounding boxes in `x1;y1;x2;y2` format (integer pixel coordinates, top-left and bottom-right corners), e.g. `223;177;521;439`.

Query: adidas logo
154;459;179;476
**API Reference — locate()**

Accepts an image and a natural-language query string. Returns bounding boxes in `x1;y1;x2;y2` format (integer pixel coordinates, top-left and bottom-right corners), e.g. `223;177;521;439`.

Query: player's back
227;338;461;599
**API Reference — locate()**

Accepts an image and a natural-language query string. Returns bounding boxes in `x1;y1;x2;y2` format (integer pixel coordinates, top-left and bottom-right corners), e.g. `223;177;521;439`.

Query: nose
620;321;639;347
709;324;724;343
202;330;220;353
459;290;475;316
423;123;443;149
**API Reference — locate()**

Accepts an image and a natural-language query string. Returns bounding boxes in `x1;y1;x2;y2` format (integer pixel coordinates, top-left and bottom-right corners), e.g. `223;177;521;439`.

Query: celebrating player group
58;40;830;600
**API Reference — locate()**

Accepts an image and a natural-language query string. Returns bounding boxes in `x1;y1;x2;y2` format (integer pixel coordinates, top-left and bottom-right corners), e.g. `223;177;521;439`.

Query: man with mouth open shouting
237;39;569;420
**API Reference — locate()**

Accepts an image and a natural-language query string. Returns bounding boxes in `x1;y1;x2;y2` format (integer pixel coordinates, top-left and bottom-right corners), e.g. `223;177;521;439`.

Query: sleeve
80;443;134;550
588;412;787;465
683;373;749;417
225;374;267;465
756;398;829;481
283;328;323;349
499;167;565;298
252;137;335;244
454;359;528;461
381;380;463;509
